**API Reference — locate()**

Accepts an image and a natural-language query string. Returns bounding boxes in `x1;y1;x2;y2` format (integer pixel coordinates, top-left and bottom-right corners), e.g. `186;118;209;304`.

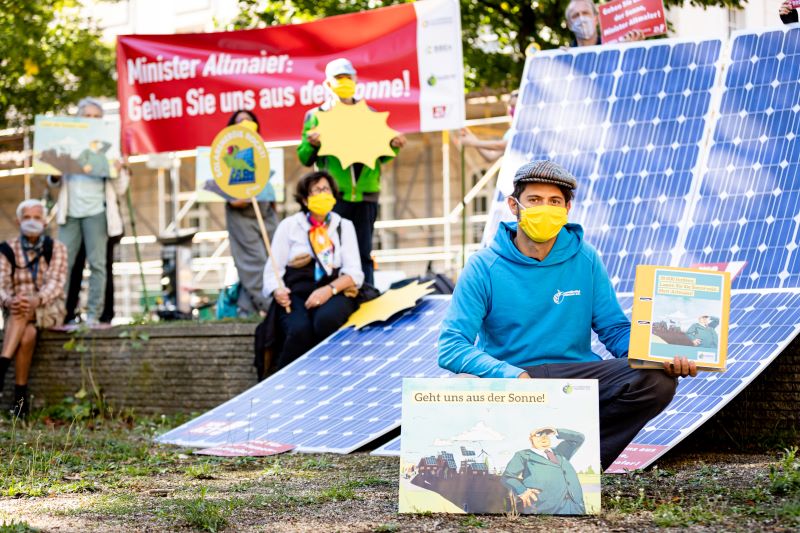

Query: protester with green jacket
297;58;406;284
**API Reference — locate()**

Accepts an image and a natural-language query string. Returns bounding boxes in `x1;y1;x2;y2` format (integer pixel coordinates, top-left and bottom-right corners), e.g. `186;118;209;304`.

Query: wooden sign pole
250;196;290;313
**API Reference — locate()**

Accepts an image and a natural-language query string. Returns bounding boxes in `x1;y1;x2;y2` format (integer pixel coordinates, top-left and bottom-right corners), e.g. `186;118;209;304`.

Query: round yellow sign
209;121;270;200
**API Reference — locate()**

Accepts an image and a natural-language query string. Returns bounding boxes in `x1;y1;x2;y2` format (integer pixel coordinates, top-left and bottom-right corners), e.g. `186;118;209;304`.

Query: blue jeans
59;213;108;320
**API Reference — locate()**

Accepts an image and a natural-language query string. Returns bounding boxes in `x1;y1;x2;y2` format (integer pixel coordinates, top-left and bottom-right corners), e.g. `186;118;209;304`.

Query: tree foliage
0;1;116;129
232;0;745;94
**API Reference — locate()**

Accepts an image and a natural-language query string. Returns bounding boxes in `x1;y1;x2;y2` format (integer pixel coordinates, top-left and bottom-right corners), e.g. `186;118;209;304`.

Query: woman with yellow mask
257;170;364;372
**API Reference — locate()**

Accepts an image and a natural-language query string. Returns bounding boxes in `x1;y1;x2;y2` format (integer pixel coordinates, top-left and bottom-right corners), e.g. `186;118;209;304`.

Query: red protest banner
116;0;464;155
598;0;667;44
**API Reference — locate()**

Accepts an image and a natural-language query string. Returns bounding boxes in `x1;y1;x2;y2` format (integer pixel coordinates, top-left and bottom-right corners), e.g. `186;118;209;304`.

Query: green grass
770;447;800;496
652;502;722;527
158;488;241;533
185;462;216;480
0;520;39;533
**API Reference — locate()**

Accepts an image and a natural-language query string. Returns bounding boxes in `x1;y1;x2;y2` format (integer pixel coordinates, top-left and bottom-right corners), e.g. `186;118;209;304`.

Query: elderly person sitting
259;170;363;372
0;200;67;417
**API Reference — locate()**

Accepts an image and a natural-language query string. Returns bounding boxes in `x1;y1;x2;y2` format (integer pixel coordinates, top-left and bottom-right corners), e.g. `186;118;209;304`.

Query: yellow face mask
307;192;337;217
329;77;356;99
514;201;568;243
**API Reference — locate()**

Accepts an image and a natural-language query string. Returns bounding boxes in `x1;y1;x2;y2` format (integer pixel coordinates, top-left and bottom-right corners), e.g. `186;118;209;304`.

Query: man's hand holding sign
210;120;290;312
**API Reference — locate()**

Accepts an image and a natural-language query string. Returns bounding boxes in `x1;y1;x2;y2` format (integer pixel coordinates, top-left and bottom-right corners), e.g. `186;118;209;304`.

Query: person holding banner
565;0;644;47
437;160;696;470
457;91;517;163
779;0;798;23
297;58;406;285
48;98;126;325
260;171;364;370
223;110;279;316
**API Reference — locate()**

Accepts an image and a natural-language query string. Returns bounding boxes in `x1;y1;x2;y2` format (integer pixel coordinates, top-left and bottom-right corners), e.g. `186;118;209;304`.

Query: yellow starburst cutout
210;120;270;199
341;281;435;330
310;100;399;169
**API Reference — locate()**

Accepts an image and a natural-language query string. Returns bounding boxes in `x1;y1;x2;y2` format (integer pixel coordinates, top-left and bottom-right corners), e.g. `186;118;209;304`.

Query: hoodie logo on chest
553;289;581;304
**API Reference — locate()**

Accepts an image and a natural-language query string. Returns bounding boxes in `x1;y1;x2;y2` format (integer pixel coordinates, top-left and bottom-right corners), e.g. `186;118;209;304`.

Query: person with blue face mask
0;200;68;418
565;0;644;47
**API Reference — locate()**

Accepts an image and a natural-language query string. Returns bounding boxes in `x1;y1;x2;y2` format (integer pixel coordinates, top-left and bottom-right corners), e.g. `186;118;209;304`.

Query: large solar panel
680;27;800;290
485;38;723;293
157;297;451;452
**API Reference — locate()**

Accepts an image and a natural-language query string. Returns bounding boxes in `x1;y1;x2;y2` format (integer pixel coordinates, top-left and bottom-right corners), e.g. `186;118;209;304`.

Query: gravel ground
1;444;798;532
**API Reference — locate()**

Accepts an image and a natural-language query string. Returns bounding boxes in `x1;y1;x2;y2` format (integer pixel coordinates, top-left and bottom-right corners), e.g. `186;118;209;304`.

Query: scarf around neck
307;213;335;281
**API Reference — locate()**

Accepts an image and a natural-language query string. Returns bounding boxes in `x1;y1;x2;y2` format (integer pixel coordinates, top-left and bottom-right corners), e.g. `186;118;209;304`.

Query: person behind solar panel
260;170;364;369
501;427;585;514
456;91;517;162
438;160;697;470
779;0;798;23
686;315;719;348
0;200;68;418
565;0;645;47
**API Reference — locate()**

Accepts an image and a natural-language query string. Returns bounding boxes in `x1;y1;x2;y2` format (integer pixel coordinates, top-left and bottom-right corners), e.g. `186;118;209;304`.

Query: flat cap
513;160;578;190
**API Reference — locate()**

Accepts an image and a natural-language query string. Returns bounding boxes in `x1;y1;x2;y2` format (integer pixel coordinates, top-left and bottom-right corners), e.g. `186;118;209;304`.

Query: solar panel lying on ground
371;435;402;457
157;297;451;453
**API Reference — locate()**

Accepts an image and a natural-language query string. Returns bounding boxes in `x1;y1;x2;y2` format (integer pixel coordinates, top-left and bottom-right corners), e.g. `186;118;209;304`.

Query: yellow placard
341;281;435;330
310;100;398;169
629;265;730;371
209;120;270;199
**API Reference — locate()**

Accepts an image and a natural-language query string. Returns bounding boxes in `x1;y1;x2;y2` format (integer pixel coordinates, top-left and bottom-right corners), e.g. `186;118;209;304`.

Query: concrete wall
1;323;258;415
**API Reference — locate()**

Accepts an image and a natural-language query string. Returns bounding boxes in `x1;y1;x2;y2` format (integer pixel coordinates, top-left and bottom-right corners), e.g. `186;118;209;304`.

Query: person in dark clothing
779;0;798;24
65;234;121;323
222;110;278;317
261;171;364;369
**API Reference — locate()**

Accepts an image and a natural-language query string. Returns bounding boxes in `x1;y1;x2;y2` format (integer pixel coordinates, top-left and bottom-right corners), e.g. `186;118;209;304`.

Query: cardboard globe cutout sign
210;120;270;199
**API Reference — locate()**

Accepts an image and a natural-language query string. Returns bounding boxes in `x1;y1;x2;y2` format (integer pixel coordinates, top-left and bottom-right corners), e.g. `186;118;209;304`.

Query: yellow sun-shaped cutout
341;281;435;330
310;100;399;169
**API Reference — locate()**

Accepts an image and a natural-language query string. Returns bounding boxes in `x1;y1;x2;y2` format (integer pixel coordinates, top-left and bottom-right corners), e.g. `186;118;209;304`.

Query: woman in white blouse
262;170;363;368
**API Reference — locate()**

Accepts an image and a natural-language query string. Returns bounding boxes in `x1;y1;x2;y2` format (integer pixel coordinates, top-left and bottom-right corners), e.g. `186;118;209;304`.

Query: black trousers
276;293;358;369
525;358;677;471
65;234;121;323
333;200;378;285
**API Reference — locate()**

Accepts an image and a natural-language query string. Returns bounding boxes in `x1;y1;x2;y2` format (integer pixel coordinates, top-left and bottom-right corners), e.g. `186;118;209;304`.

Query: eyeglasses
310;186;332;195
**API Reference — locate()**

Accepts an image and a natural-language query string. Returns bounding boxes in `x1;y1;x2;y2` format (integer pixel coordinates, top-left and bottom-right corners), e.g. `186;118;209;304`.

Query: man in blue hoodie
438;160;697;470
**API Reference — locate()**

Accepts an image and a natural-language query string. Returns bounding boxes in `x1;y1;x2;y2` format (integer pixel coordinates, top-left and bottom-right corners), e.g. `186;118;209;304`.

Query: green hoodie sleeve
297;112;320;167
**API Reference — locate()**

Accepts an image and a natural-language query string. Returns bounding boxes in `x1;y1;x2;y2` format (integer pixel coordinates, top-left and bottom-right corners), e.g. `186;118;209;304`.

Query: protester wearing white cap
438;160;696;470
297;58;406;285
